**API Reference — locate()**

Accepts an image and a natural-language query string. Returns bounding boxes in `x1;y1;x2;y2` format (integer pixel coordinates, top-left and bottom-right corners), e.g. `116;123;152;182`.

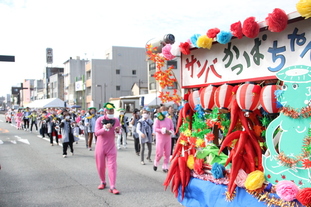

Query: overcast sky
0;0;298;98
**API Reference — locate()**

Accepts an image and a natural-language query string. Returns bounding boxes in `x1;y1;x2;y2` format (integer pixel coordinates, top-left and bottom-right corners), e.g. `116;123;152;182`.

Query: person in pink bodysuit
15;109;24;130
153;106;174;173
94;102;121;194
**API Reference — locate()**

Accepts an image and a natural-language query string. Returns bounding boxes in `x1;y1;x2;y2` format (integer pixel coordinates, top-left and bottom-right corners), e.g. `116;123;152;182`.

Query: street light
96;84;102;109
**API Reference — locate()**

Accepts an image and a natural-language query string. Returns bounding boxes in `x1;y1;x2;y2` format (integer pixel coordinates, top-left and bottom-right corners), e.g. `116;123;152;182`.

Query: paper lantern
188;89;200;111
236;83;261;112
214;84;233;110
200;85;217;111
259;85;280;114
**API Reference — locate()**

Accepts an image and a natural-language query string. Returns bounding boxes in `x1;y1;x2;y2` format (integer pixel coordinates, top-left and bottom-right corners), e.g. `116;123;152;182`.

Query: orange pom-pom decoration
297;188;311;206
179;42;191;55
265;8;288;32
230;21;243;39
207;28;220;38
242;17;259;38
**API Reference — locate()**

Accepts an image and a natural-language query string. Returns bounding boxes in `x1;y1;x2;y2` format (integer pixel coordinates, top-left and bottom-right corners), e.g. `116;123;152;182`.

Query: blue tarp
178;178;281;207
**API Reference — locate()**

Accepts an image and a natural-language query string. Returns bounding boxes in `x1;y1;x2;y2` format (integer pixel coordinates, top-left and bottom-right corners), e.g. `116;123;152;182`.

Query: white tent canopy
25;98;66;108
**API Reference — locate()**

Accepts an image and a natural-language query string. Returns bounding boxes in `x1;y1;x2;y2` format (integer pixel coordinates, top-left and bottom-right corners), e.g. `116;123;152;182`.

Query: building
31;79;44;100
49;73;64;100
43;67;64;99
21;79;35;107
63;57;87;107
85;46;147;110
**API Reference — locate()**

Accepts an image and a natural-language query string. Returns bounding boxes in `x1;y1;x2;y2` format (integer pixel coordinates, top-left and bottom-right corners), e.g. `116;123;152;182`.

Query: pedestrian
136;109;153;165
72;121;80;144
23;107;31;131
28;110;38;132
117;108;129;149
15;109;24;130
153;106;174;173
59;111;74;158
47;111;60;146
94;102;121;194
38;111;48;138
167;106;179;155
85;107;98;151
130;108;141;156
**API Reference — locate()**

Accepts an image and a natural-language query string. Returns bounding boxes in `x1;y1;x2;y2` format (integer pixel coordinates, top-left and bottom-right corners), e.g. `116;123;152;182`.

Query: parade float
146;1;311;206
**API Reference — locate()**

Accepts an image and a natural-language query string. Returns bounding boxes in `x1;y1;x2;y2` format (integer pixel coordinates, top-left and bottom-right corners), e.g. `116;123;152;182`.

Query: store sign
75;81;84;91
181;17;311;88
46;48;53;64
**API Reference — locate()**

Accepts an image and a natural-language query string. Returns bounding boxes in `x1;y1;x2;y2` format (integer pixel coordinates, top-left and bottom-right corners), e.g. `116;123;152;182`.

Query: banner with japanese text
181;17;311;88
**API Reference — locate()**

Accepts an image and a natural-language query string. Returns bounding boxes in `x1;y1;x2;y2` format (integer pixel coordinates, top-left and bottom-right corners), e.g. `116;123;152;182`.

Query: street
0;115;182;207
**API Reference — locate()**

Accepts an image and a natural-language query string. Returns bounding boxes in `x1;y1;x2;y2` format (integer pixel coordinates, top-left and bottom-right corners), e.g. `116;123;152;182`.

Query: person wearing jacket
85;107;98;151
136;109;153;165
94;102;121;194
117;108;129;150
153;106;174;173
130;109;141;156
47;111;60;146
28;110;38;132
59;111;74;158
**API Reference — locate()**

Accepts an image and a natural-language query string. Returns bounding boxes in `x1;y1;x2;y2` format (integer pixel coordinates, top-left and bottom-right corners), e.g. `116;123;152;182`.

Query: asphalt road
0;115;183;207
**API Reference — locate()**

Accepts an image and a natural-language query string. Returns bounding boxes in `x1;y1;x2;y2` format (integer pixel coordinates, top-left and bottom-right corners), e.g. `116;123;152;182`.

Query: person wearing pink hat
94;103;121;194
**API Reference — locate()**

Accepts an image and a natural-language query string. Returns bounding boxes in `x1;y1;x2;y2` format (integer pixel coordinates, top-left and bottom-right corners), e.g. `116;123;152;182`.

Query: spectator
130;108;141;156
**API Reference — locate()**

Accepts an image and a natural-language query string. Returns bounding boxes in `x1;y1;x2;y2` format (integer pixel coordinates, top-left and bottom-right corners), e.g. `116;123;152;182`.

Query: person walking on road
117;109;129;150
136;109;153;165
59;111;75;158
130;109;141;156
94;102;121;195
85;107;98;151
153;106;174;173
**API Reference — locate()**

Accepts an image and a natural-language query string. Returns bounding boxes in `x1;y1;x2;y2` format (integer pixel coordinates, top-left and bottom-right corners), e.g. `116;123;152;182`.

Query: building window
132;70;136;75
86;71;91;79
149;62;156;71
116;85;120;90
149;82;156;90
116;69;120;74
167;82;178;89
167;60;177;69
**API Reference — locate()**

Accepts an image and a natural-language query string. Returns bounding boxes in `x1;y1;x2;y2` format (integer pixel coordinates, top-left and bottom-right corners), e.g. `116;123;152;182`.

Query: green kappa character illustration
263;65;311;187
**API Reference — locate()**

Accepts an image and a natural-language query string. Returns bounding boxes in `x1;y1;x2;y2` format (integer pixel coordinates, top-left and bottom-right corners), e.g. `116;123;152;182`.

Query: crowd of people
3;103;180;195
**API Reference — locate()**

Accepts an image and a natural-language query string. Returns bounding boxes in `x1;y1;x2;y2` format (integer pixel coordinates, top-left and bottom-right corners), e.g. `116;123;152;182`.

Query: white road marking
0;140;3;144
14;136;30;145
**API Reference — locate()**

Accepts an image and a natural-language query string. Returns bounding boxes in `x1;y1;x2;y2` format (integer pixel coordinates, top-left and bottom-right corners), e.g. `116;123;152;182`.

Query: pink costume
15;112;23;129
153;117;174;170
94;115;120;189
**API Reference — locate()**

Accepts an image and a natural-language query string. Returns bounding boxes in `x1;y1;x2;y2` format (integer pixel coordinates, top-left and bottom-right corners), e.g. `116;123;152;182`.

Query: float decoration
146;44;182;104
265;8;288;33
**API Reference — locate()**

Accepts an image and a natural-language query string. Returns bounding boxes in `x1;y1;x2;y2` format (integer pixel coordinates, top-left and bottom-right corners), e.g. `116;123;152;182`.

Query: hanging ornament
259;84;281;114
236;83;261;115
188;89;201;111
200;85;217;111
214;84;234;112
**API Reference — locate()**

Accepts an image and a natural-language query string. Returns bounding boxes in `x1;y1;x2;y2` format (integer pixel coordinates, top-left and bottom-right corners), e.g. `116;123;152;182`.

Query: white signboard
46;48;53;64
75;80;84;91
181;17;311;88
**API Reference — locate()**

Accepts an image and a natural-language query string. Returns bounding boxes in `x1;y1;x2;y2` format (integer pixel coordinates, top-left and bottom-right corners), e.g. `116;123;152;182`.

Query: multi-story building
31;80;44;100
63;57;87;107
43;67;64;99
21;79;35;107
49;73;64;100
85;46;147;110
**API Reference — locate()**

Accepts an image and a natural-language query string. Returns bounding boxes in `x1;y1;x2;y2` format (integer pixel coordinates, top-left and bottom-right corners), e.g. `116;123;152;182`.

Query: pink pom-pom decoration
162;44;175;60
207;28;220;38
242;17;259;38
265;8;288;32
230;21;243;39
179;42;191;55
275;180;299;202
297;188;311;206
234;169;248;188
